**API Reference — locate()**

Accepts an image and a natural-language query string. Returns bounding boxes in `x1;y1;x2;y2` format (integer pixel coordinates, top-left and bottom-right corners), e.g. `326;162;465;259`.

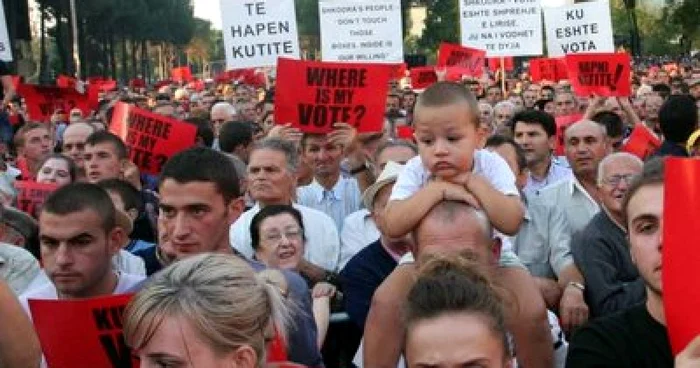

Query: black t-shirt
566;303;673;367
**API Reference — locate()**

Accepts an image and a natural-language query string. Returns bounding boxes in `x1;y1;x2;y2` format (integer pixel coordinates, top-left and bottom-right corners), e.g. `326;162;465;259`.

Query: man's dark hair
653;84;671;99
534;99;553;112
591;111;624;138
85;130;128;159
250;204;305;250
658;94;698;144
219;121;254;154
97;178;144;213
159;147;240;203
511;110;556;137
185;117;215;148
484;135;528;174
541;85;555;95
621;157;664;229
42;183;116;232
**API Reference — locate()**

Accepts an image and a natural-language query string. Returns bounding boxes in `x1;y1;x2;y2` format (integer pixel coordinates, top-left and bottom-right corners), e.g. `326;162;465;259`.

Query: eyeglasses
262;228;302;243
602;174;637;186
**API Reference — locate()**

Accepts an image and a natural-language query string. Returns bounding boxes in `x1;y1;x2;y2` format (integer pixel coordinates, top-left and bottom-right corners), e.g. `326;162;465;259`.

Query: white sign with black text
543;0;614;57
459;0;543;57
220;0;300;69
0;0;12;62
319;0;403;63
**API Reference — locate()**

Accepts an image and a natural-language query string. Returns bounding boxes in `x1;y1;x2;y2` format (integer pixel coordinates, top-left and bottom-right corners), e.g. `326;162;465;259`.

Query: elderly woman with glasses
250;204;340;348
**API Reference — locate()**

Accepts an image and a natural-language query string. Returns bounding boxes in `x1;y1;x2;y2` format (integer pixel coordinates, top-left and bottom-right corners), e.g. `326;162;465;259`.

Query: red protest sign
56;75;77;89
396;126;415;142
664;158;700;354
17;84;93;122
488;57;514;72
110;102;197;175
410;67;438;89
274;58;391;134
14;181;58;218
565;53;632;97
554;114;583;155
437;43;485;77
530;58;569;83
29;294;137;368
621;124;661;160
171;66;193;82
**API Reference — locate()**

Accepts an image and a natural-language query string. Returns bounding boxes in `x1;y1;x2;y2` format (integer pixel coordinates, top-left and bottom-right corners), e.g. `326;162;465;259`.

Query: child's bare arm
383;181;479;237
466;174;524;235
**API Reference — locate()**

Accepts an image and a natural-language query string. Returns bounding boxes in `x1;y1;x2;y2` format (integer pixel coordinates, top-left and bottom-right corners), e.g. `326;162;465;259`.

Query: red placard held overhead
488;57;514;72
17;84;93;122
14;181;58;218
664;158;700;355
437;43;485;78
565;53;632;97
554;114;583;155
170;66;193;82
530;58;569;83
621;124;661;160
56;75;77;89
110;102;197;175
410;67;438;90
274;58;392;134
29;294;138;368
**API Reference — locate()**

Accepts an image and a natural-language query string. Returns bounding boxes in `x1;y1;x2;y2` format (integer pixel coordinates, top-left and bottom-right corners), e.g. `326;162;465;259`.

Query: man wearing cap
340;161;412;330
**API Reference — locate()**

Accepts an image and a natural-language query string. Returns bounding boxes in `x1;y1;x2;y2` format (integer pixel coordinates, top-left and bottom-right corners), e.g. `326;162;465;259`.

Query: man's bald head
412;201;498;265
63;122;97;168
565;119;607;141
564;120;610;179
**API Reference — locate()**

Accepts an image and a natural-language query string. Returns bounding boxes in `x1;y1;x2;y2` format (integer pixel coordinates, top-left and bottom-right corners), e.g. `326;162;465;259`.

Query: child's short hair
414;82;479;128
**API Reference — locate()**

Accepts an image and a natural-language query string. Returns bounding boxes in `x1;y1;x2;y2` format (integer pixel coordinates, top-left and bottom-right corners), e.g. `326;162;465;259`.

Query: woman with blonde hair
124;253;291;368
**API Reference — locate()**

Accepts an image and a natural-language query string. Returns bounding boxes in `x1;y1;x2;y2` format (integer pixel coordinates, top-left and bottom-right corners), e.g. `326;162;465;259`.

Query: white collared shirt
339;209;380;270
523;156;573;196
0;243;40;295
230;203;341;272
297;176;363;232
534;176;600;235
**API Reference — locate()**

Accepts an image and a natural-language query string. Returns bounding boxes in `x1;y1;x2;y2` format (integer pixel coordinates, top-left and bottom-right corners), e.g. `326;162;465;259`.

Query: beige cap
362;161;404;211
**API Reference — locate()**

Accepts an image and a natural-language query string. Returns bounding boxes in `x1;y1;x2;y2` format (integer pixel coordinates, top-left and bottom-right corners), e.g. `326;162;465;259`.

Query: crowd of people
0;54;699;368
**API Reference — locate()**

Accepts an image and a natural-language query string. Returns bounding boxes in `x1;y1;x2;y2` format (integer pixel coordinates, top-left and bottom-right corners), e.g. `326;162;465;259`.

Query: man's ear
107;226;127;255
230;345;257;368
126;208;139;222
547;135;557;151
226;197;246;224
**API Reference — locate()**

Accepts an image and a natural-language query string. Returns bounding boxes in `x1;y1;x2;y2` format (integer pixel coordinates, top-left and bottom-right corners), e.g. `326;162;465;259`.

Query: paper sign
392;63;407;80
543;0;614;57
17;84;93;122
664;158;700;354
319;0;403;63
459;0;542;57
554;114;583;155
170;66;193;82
487;57;514;72
0;1;12;61
621;124;661;160
220;0;300;69
566;53;631;97
29;294;138;368
437;43;485;77
109;102;197;175
409;67;438;89
530;57;568;82
274;58;391;134
14;181;58;218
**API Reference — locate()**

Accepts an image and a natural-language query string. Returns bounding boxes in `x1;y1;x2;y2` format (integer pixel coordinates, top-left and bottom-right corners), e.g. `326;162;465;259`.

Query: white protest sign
459;0;543;57
0;0;11;62
220;0;300;69
319;0;403;63
543;0;614;57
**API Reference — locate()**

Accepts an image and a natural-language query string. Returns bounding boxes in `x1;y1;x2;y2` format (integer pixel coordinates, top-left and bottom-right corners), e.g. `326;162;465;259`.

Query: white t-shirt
390;150;519;201
19;272;145;316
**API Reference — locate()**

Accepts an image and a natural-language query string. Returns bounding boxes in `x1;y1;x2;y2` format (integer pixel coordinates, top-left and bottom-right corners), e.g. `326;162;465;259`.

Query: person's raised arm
0;280;41;368
1;74;15;109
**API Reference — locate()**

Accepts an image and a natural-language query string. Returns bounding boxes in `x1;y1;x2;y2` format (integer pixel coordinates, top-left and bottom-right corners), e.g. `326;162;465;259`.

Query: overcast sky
194;0;222;30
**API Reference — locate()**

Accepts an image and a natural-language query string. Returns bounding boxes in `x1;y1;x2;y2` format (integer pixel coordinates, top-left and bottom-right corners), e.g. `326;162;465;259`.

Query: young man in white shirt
20;183;144;312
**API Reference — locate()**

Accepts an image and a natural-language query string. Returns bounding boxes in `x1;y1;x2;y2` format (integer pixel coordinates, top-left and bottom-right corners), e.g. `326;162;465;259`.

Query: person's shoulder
531;178;572;203
0;242;36;262
342;240;383;271
232;206;259;225
293;204;335;224
117;273;146;293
